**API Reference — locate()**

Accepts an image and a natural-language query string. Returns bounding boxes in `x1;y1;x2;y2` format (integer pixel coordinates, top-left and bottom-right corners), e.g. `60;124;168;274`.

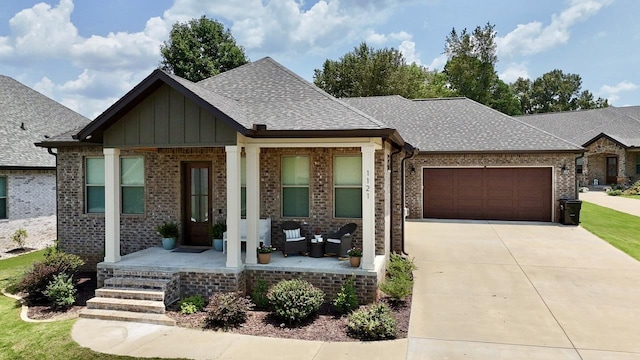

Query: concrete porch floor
98;246;384;276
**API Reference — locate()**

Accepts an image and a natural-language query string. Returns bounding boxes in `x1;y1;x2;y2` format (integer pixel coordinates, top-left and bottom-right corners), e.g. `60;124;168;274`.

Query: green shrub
17;249;84;302
267;279;324;324
607;189;623;196
11;228;28;249
179;295;206;314
43;274;77;309
205;292;253;328
347;303;396;340
333;277;358;314
251;278;269;310
378;274;413;301
387;253;417;279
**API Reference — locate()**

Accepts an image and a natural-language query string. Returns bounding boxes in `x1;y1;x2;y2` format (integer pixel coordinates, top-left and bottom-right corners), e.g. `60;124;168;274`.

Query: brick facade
0;169;57;253
57;145;391;269
583;138;638;186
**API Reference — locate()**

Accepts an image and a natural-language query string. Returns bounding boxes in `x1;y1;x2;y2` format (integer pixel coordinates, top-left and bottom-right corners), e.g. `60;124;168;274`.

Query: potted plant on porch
346;247;362;268
257;244;275;264
211;221;226;252
156;221;179;250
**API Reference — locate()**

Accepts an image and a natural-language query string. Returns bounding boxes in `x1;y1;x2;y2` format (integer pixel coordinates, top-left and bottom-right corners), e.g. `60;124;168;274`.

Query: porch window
0;176;6;219
121;157;145;214
636;155;640;174
576;157;583;174
282;156;309;217
334;155;362;218
85;157;105;213
241;157;246;218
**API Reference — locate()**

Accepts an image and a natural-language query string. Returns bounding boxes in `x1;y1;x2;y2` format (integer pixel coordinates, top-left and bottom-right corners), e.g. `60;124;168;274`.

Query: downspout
47;147;59;250
400;146;418;255
388;145;402;255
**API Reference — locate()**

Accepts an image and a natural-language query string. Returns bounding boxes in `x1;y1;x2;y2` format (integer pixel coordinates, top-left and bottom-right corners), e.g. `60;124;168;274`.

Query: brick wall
58;145;391;269
0;169;57;253
584;138;631;185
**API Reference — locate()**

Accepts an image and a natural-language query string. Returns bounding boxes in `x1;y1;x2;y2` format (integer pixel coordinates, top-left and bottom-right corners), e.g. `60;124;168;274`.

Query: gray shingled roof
517;106;640;147
197;57;387;131
0;75;90;167
343;96;582;152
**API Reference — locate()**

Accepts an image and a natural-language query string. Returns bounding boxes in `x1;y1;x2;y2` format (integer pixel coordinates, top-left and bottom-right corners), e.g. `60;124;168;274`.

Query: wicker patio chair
281;221;308;257
324;223;357;257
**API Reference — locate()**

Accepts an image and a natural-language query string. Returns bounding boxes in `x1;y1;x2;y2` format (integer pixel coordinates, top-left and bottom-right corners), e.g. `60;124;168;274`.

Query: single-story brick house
37;58;582;308
0;75;89;256
518;106;640;187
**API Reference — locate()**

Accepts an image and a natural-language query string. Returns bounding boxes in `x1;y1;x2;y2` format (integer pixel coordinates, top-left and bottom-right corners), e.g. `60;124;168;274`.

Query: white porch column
245;146;260;265
361;144;376;270
104;148;121;263
225;146;242;268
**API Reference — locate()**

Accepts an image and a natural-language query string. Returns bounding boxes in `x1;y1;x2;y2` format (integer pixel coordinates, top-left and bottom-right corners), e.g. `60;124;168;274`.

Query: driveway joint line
408;335;578;351
488;223;584;360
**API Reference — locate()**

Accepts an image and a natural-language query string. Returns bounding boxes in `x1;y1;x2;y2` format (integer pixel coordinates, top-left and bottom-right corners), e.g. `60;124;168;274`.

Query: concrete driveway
405;220;640;360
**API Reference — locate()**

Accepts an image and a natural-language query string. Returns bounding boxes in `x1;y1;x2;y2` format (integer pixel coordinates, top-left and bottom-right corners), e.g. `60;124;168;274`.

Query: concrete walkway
579;191;640;217
405;220;640;360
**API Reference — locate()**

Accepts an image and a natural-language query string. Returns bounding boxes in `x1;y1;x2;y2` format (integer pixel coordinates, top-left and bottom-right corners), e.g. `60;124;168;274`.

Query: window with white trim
241;156;246;218
576;157;583;174
334;155;362;218
281;156;309;217
636;154;640;174
85;157;105;213
121;157;145;214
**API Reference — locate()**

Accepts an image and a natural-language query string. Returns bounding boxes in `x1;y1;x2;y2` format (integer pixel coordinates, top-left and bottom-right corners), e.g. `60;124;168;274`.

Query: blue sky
0;0;638;118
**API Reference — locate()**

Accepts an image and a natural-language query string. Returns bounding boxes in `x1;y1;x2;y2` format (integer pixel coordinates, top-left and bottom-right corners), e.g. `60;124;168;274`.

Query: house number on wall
365;170;370;199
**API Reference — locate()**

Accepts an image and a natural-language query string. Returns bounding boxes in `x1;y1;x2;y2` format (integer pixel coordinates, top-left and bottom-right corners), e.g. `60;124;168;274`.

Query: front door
183;162;212;246
606;156;618;184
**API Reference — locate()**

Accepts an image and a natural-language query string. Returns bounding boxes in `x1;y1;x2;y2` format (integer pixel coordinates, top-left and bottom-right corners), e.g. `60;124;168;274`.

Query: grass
0;250;181;360
580;201;640;261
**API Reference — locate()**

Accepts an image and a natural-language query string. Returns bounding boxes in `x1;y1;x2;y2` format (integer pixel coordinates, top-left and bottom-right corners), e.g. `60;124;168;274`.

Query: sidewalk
72;318;408;360
579;191;640;217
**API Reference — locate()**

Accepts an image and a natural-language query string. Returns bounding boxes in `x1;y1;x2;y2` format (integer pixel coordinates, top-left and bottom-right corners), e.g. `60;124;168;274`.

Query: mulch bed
25;271;96;321
22;273;411;342
166;295;411;342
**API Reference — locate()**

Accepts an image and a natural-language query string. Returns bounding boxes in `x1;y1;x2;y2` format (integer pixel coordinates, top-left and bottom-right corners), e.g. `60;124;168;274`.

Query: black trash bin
559;199;582;225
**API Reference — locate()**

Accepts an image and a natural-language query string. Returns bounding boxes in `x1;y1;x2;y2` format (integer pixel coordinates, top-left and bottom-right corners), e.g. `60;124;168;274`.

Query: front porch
97;246;386;304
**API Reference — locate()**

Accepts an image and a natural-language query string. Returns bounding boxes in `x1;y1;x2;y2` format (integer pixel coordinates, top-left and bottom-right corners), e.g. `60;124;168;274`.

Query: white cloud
399;40;420;65
499;63;530;83
426;54;447;71
365;30;388;45
599;81;638;103
33;77;55;98
497;0;613;57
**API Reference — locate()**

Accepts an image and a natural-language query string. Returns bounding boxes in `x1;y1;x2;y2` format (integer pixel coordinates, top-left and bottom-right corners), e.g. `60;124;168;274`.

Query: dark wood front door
606;156;618;184
183;162;212;246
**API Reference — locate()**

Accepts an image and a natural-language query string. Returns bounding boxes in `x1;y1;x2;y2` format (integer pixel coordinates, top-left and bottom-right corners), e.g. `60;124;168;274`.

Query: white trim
245;146;260;265
225;146;242;268
103;148;121;263
361;144;376;270
243;136;383;149
419;165;555;222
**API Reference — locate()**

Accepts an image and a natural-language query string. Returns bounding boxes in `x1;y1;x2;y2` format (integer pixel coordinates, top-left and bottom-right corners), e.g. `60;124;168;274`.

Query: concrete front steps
80;270;178;326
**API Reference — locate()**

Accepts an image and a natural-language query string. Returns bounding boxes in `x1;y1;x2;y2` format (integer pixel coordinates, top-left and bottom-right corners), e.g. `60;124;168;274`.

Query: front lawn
580;202;640;261
0;251;175;360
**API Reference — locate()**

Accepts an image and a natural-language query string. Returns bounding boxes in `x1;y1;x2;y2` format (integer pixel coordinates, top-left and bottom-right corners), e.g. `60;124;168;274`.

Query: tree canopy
313;42;429;99
160;16;249;82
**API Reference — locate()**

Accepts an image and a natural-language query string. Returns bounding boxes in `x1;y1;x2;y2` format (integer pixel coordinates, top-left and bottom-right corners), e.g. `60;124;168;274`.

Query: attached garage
422;167;552;222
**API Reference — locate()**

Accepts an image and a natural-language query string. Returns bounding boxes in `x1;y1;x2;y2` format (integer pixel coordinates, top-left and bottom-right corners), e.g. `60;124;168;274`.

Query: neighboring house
36;58;582;308
518;107;640;187
0;75;89;254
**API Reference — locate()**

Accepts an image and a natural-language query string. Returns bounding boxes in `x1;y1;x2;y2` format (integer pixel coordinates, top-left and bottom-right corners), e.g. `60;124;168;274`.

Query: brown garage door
423;167;552;222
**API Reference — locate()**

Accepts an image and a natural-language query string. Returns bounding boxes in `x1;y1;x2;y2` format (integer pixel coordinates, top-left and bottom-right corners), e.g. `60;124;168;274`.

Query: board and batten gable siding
104;84;237;148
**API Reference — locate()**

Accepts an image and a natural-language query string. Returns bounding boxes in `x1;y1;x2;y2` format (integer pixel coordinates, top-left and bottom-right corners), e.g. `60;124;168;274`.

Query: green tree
420;70;457;98
160;16;248;82
512;70;608;114
313;42;428;98
443;23;498;105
